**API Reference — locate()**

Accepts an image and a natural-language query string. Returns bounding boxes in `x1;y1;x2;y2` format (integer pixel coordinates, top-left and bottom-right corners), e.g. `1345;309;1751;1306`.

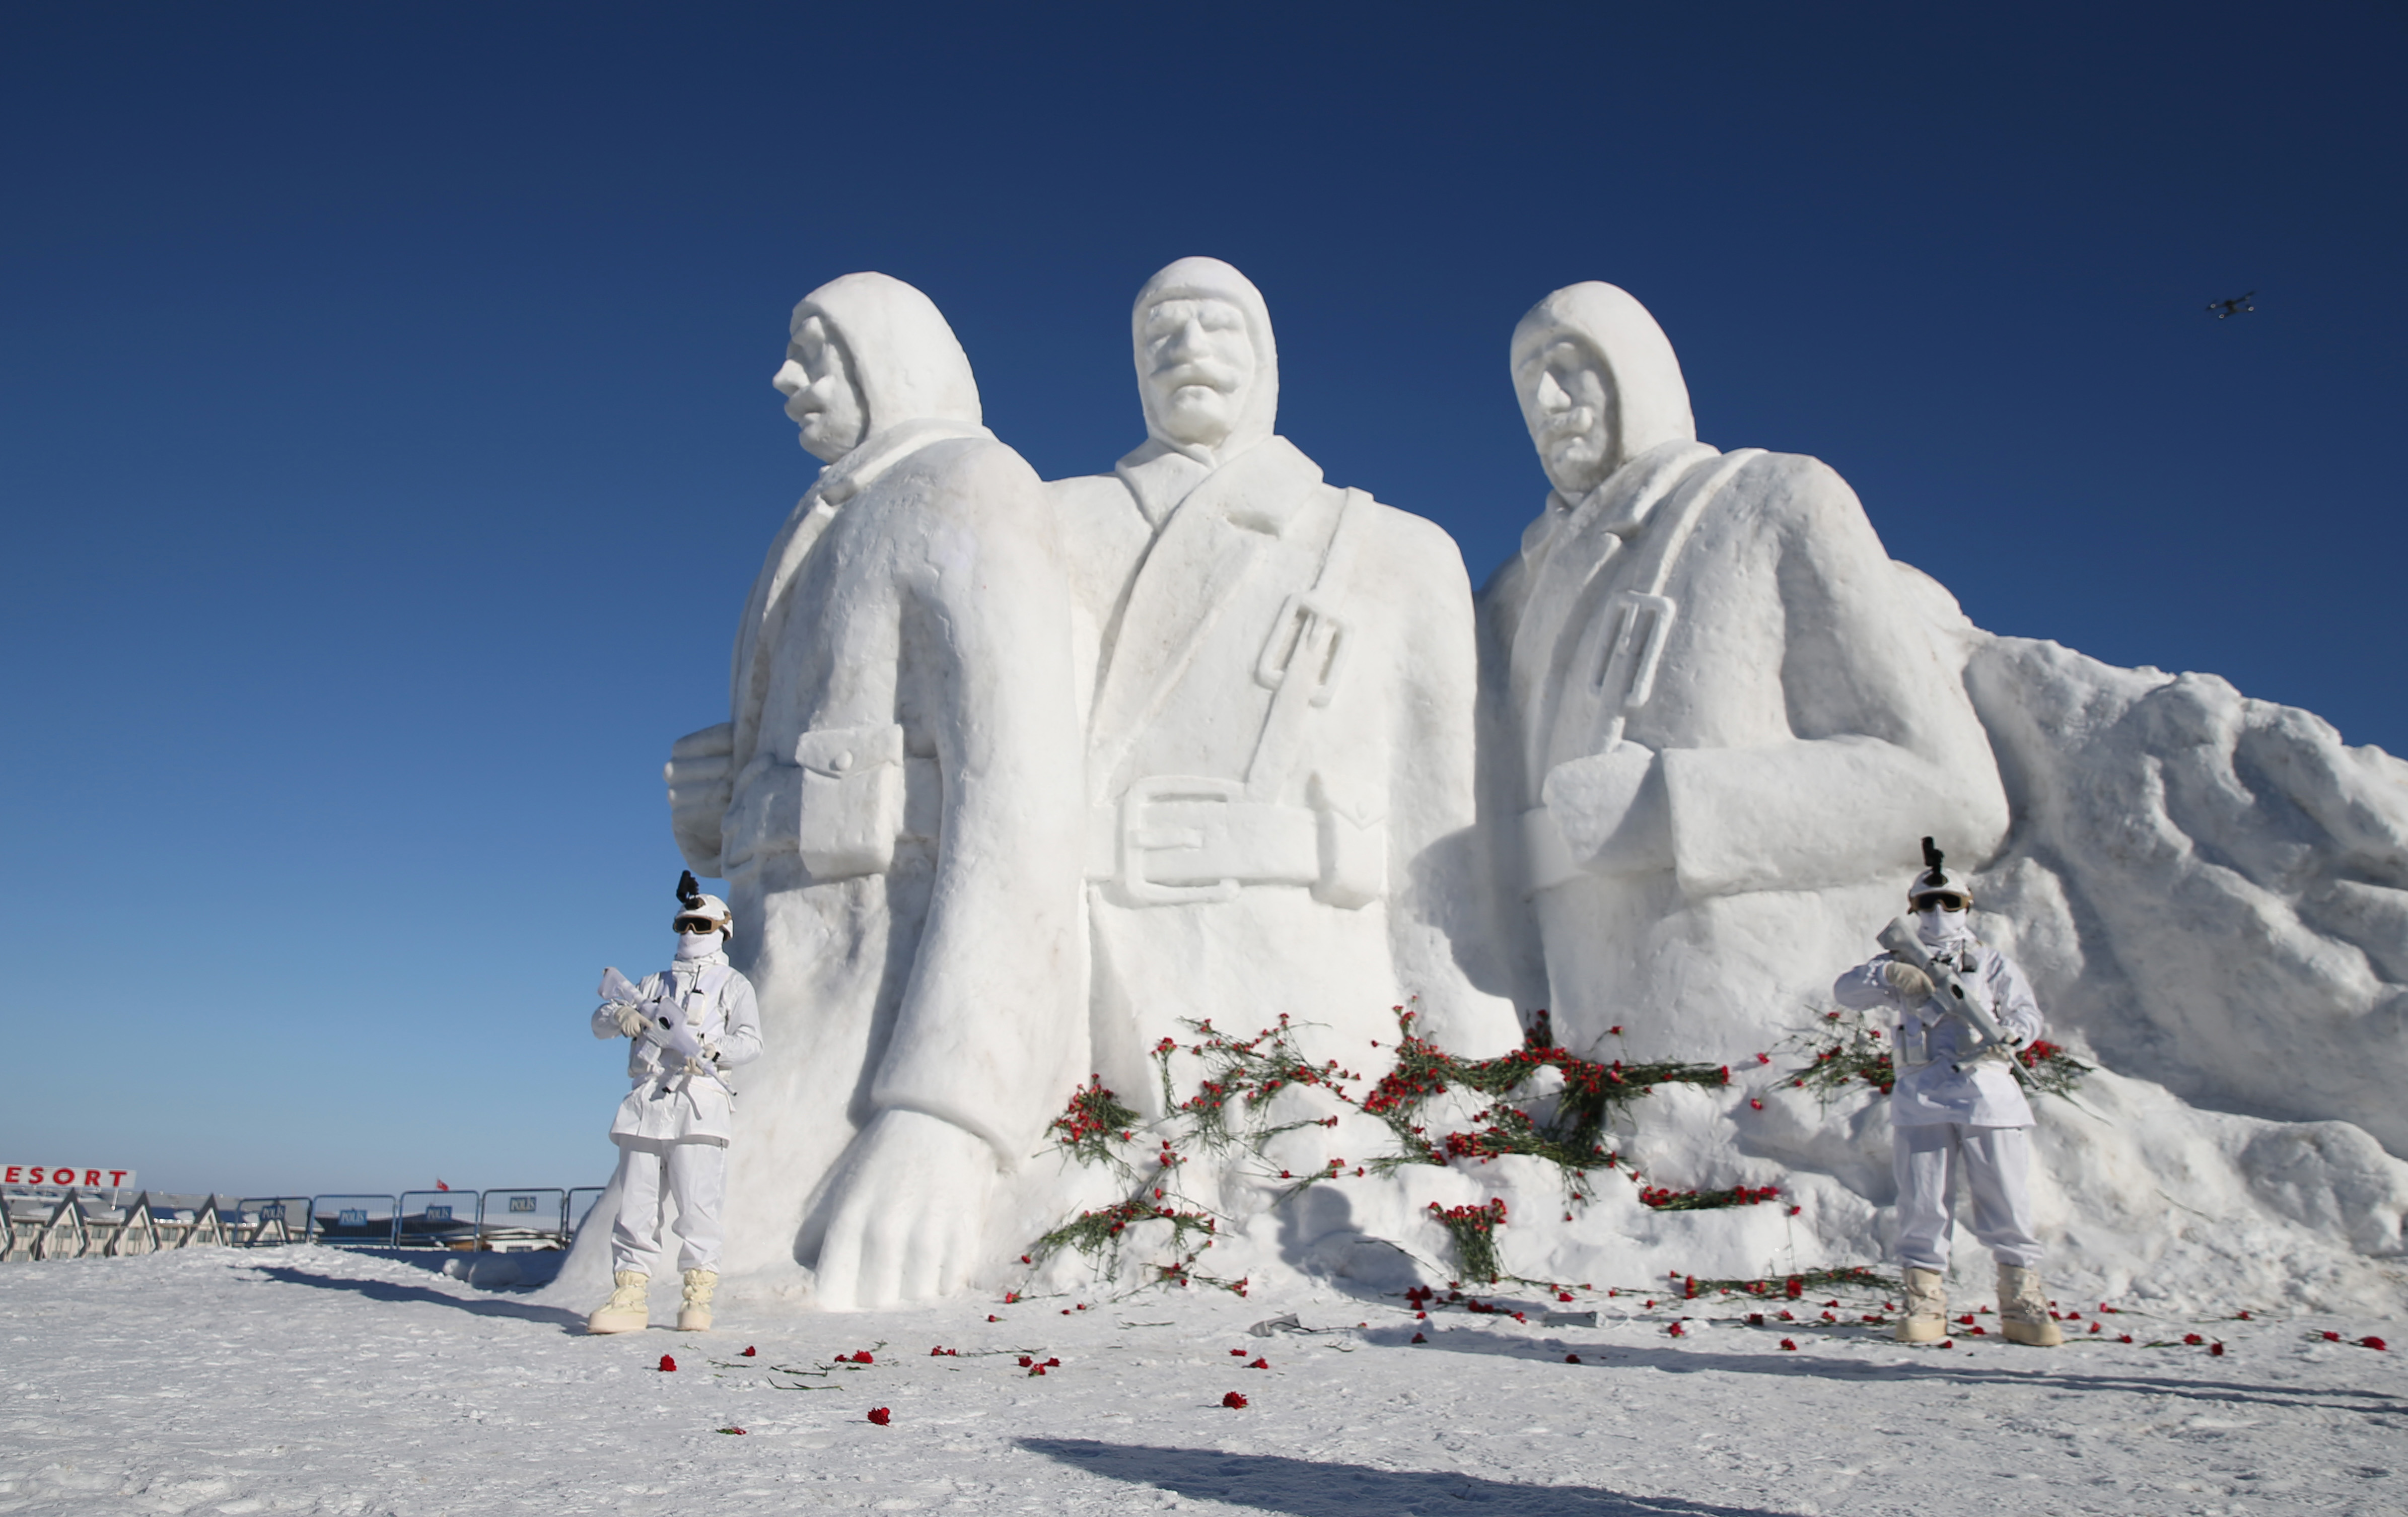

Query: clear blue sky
4;3;2400;1198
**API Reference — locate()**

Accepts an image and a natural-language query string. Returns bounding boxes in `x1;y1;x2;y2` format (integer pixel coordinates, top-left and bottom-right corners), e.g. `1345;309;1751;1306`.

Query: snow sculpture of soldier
1833;844;2061;1347
660;273;1085;1309
1482;282;2012;1063
587;875;762;1334
1049;256;1520;1178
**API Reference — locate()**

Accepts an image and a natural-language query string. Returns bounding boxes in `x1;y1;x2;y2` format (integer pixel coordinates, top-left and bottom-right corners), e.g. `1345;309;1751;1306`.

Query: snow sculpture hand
1881;960;1935;1002
1541;742;1672;877
666;722;735;875
812;1109;998;1311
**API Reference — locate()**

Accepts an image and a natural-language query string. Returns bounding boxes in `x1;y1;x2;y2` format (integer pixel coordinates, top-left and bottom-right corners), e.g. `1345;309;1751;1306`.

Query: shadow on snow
1372;1322;2405;1419
1020;1437;1780;1516
248;1262;589;1331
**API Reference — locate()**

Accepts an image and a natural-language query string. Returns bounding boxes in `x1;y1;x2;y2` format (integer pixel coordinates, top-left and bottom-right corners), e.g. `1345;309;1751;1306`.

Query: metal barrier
309;1194;400;1246
474;1187;569;1251
568;1185;607;1234
395;1191;480;1249
4;1186;593;1259
232;1197;313;1248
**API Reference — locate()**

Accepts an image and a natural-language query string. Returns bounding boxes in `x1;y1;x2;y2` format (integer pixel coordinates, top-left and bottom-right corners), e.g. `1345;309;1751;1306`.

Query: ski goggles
673;917;722;934
1911;893;1968;913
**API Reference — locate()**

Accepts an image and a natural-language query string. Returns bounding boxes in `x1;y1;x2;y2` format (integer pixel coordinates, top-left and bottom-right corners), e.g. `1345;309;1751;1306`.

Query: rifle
1875;918;2036;1089
597;967;703;1060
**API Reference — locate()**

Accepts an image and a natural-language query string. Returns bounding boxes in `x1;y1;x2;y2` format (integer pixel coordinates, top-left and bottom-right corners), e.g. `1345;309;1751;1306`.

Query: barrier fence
1;1185;607;1262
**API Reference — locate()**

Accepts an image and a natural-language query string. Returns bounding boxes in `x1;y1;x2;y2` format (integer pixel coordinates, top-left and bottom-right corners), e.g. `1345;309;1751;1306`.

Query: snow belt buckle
1118;775;1243;906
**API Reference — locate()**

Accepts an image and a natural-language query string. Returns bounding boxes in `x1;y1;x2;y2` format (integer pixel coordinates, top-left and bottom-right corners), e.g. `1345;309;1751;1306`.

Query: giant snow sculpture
1482;282;2011;1061
571;266;2408;1319
662;272;1086;1310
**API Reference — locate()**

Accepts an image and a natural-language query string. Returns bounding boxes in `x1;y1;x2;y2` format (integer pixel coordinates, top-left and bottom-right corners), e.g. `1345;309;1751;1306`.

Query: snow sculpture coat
664;274;1086;1279
1832;937;2044;1127
1051;262;1518;1115
1484;284;2010;1063
592;960;762;1144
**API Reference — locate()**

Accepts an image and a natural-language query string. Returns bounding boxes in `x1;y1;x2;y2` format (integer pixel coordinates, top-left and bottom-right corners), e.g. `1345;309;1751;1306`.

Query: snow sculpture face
773;315;868;464
1138;298;1255;451
1130;256;1281;459
1510;282;1696;498
1517;337;1616;499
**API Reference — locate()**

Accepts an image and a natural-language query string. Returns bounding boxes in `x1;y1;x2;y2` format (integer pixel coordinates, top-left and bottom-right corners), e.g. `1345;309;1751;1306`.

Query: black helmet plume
1921;837;1945;875
676;869;702;910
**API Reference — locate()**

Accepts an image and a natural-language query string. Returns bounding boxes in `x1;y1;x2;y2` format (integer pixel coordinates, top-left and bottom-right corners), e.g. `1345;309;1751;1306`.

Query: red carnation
1411;1332;1427;1343
867;1407;891;1426
1222;1391;1249;1409
1565;1353;1581;1363
1780;1339;1798;1351
658;1355;677;1372
2183;1333;2204;1346
741;1346;756;1357
1248;1358;1269;1369
2363;1337;2389;1351
2210;1342;2225;1357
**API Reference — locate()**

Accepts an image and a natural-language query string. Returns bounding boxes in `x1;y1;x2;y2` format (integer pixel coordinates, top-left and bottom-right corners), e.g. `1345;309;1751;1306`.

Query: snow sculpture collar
1512;282;1696;501
1125;256;1281;477
791;272;987;493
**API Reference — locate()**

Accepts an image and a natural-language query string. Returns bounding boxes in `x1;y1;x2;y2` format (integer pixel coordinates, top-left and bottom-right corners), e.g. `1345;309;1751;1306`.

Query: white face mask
673;928;723;961
1915;904;1969;944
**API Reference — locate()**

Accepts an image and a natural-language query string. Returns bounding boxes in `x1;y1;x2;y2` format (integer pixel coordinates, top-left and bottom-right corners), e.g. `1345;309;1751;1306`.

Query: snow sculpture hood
791;272;983;438
1511;282;1696;485
1130;256;1280;461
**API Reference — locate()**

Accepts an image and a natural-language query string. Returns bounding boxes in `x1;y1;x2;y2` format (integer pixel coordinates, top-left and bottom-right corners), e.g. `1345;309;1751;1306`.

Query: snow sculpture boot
1997;1263;2063;1347
586;1270;650;1335
677;1269;717;1332
1894;1267;1948;1343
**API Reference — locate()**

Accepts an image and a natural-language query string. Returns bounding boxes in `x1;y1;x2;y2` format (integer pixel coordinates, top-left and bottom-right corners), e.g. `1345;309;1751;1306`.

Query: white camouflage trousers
1892;1122;2043;1271
609;1137;726;1275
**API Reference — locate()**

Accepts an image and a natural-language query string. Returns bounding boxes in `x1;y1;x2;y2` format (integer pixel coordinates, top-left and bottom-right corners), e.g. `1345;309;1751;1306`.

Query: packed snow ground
3;1247;2401;1516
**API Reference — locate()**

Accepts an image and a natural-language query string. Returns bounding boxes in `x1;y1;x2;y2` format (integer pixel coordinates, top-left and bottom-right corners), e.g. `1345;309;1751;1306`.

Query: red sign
4;1164;135;1191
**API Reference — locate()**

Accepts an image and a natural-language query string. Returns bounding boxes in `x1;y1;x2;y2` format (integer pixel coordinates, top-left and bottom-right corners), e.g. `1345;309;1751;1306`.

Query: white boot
1894;1266;1947;1344
585;1270;650;1335
1997;1263;2063;1347
677;1269;717;1332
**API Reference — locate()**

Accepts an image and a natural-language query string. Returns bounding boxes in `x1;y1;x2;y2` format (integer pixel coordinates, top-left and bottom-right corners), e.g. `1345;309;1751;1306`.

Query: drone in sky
2207;291;2257;319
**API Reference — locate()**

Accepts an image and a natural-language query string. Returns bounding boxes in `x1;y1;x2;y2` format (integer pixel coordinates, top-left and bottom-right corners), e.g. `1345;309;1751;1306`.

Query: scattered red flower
2184;1333;2204;1346
1565;1353;1581;1363
741;1346;756;1357
1248;1358;1269;1369
2363;1337;2389;1351
1780;1338;1798;1351
2210;1342;2225;1357
1222;1391;1249;1409
1411;1332;1427;1343
658;1355;677;1372
867;1407;891;1426
716;1426;746;1435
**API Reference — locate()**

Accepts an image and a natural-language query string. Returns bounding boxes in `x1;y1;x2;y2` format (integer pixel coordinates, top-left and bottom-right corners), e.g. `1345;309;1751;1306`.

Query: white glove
1882;960;1934;1002
613;1004;650;1039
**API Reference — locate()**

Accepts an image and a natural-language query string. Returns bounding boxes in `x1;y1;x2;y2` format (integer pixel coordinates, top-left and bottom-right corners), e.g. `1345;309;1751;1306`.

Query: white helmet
672;870;735;937
1907;837;1973;909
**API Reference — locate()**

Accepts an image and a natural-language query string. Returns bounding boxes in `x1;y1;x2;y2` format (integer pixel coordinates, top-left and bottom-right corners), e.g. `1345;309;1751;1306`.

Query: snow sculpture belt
1084;776;1383;908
